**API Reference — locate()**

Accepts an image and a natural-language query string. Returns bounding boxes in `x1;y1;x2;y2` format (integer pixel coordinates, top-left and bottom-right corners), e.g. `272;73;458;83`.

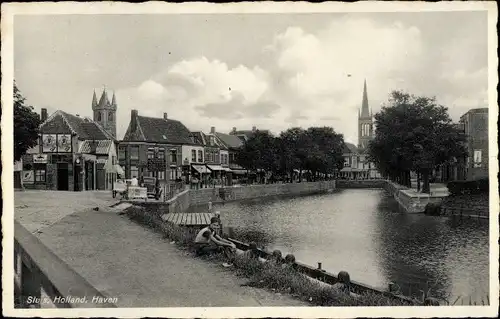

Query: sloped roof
189;131;206;146
343;142;358;154
134;115;194;144
190;131;226;149
79;140;113;155
40;110;115;141
215;132;243;149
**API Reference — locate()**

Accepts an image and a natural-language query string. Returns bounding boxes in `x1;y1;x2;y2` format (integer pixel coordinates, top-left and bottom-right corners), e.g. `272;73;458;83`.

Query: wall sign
22;171;34;183
57;134;72;152
33;154;48;164
42;134;57;152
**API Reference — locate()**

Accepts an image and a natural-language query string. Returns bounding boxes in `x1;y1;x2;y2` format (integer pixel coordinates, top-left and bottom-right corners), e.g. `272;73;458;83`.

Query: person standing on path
194;217;236;266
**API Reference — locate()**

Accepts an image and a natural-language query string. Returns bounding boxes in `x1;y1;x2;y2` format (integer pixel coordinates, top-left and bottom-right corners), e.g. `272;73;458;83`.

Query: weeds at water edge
124;206;430;306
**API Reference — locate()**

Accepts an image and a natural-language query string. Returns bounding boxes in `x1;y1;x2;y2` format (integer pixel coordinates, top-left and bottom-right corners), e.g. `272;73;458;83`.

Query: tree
14;82;41;161
303;127;345;180
368;91;466;193
235;130;279;177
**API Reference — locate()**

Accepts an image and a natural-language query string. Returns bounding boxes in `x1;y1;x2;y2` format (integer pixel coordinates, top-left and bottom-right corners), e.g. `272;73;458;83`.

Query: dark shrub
425;203;441;216
447;178;489;196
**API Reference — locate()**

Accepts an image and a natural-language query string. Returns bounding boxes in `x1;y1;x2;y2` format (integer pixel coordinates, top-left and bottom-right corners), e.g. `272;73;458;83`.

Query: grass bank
123;205;415;306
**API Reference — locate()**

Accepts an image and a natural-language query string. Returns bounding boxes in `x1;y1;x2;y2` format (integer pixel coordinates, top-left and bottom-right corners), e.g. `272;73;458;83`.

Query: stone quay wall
166;180;337;213
336;179;386;188
384;180;447;214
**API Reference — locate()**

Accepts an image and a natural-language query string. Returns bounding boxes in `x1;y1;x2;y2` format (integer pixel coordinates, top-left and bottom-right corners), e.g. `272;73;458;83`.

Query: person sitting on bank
194;217;236;265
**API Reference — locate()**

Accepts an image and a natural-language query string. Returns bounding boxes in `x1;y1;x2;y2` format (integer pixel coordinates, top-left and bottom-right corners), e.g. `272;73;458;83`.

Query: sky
14;11;489;143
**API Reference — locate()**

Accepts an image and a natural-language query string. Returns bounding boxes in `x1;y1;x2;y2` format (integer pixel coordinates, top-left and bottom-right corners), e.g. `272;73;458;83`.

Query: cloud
115;16;487;144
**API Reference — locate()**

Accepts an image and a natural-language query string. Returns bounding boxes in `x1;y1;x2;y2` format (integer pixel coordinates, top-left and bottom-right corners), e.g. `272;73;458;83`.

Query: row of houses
17;101;257;191
15;88;488;191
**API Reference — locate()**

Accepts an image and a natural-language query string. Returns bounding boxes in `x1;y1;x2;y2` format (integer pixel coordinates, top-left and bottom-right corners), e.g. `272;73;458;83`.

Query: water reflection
215;189;489;302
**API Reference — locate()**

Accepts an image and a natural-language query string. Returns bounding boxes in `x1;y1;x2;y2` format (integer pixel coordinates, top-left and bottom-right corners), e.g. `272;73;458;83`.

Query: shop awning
192;164;209;174
223;167;232;172
206;165;224;171
340;167;366;172
231;169;247;175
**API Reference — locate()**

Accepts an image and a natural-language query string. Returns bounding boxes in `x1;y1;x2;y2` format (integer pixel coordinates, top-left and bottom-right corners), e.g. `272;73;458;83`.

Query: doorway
57;163;69;191
85;161;94;190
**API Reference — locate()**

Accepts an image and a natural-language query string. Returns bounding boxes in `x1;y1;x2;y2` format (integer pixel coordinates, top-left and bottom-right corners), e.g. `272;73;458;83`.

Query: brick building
460;107;489;180
21;108;118;191
119;111;196;184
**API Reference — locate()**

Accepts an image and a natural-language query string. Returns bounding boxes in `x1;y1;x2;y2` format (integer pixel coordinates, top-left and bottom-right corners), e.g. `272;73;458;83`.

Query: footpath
15;191;305;307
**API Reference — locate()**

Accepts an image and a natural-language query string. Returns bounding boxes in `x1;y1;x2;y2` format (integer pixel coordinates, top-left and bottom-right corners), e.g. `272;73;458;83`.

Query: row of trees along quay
234;126;345;183
235;90;467;194
367;91;467;194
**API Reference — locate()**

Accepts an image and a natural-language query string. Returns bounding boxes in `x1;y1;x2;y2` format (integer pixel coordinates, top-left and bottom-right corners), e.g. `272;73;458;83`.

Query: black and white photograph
2;1;498;318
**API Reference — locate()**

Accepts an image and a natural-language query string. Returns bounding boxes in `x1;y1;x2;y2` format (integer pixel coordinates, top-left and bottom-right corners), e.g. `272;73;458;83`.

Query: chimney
163;113;168;120
41;108;48;122
232;127;237;133
131;109;138;132
210;126;215;134
252;126;256;132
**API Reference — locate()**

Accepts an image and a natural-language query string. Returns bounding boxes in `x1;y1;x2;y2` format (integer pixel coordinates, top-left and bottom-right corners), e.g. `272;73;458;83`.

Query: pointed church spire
92;90;98;108
98;87;109;107
360;79;370;118
111;91;117;106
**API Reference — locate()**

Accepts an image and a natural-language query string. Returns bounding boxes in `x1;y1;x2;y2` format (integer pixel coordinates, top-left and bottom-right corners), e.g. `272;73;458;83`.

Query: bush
424;203;441;216
447;178;489;196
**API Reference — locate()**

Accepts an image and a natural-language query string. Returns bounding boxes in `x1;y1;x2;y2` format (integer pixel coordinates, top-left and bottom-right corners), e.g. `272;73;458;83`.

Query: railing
163;181;186;202
14;220;116;308
441;206;489;219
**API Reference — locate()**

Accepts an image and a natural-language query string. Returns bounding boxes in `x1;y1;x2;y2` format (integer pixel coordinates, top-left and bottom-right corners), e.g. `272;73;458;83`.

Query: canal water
214;188;489;303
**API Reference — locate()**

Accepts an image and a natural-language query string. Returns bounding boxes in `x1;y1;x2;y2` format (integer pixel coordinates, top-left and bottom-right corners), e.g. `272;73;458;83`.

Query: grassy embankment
123;205;418;306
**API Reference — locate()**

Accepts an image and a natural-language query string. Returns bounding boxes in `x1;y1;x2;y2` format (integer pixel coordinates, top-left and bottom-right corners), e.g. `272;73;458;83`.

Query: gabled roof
343;142;358;154
189;131;206;146
40;110;115;141
230;129;270;142
215;132;243;149
79;140;113;155
190;131;226;149
123;115;194;144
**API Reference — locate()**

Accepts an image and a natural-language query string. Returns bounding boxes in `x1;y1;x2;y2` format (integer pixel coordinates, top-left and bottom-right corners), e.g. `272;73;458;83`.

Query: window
108;112;113;121
198;150;203;163
170;169;175;180
473;150;482;163
35;169;46;182
215;153;220;163
205;152;209;163
130;146;139;160
147;148;155;159
158;171;165;180
210;136;215;146
97;112;102;122
130;166;139;178
169;149;177;164
118;147;126;160
158;149;165;160
191;150;196;162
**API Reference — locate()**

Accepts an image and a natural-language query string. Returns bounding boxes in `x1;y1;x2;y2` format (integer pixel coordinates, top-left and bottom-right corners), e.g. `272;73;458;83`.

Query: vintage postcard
1;1;498;318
